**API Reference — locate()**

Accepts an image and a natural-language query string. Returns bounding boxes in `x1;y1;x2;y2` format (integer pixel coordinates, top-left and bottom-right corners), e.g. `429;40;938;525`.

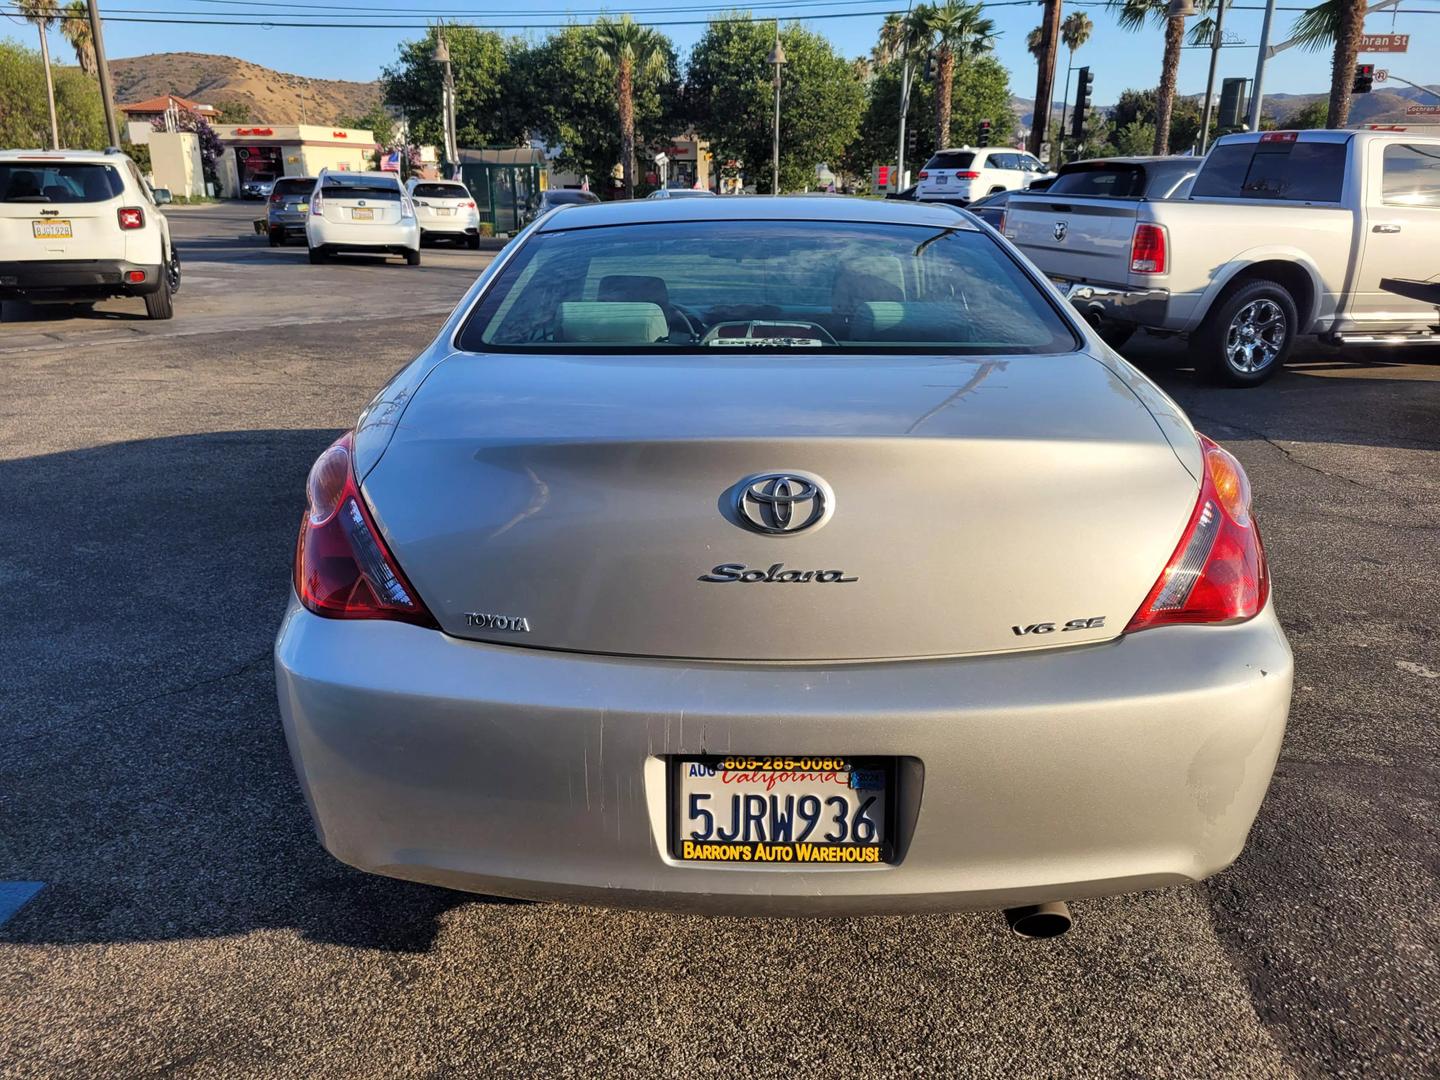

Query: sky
7;0;1438;111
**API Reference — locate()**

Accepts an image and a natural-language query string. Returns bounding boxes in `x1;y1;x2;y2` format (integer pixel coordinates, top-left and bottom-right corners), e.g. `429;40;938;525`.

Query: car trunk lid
361;351;1198;661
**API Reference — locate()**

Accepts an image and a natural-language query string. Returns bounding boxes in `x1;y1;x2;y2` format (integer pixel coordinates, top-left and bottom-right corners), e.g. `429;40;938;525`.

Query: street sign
654;152;669;165
1359;33;1408;53
875;164;890;188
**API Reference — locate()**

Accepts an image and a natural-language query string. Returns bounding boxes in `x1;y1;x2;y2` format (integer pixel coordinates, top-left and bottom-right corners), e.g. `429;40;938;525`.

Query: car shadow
0;429;520;954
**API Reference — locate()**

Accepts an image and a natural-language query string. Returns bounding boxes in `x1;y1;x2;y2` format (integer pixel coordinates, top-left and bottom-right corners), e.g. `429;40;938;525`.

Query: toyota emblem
732;472;833;535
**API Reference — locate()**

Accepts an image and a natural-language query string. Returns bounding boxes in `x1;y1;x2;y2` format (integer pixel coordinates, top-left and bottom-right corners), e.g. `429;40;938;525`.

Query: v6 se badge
1012;616;1107;636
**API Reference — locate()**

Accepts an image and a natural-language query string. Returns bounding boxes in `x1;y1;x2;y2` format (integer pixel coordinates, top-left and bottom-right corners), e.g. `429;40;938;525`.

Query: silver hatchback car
275;197;1290;929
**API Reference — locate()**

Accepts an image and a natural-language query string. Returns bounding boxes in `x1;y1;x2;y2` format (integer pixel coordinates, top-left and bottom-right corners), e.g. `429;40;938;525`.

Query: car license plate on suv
435;207;453;216
671;756;891;864
32;220;72;239
351;208;374;221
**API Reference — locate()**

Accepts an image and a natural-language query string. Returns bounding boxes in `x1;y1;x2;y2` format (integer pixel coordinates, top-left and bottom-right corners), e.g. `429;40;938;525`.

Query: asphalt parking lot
1;202;1436;1078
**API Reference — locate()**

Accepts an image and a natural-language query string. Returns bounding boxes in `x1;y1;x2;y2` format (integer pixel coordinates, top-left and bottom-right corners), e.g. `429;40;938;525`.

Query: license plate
935;175;948;185
32;219;72;239
297;203;308;212
435;207;453;216
351;208;374;221
671;756;891;864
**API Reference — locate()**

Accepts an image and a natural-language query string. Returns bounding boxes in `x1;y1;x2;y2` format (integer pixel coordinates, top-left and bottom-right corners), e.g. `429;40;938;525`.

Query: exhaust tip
1003;901;1072;940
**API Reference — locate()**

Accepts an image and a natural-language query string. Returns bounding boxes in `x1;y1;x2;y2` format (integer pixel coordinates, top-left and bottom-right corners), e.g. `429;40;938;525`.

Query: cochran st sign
1359;33;1408;53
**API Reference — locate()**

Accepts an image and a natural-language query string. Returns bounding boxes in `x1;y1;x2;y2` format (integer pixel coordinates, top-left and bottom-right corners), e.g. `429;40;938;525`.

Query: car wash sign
1359;33;1408;53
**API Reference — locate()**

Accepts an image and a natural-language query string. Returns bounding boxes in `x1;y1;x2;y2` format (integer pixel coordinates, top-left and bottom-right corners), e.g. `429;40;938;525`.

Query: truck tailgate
1006;195;1140;286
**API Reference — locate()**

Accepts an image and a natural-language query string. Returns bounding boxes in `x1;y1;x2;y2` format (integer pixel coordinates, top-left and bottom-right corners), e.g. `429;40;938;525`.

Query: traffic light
977;120;992;147
1353;63;1375;94
906;124;917;156
1218;78;1248;129
1071;67;1094;140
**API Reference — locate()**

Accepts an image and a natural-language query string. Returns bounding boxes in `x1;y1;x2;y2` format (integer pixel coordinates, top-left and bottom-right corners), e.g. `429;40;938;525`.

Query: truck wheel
268;228;283;247
404;248;421;266
308;245;329;264
144;270;174;320
1193;279;1296;387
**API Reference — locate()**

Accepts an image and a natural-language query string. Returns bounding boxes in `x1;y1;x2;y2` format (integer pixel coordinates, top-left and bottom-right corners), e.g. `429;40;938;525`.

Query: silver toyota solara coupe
275;196;1290;934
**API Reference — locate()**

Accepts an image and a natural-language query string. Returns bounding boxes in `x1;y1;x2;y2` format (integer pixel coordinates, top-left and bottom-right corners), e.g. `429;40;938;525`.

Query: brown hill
110;52;382;126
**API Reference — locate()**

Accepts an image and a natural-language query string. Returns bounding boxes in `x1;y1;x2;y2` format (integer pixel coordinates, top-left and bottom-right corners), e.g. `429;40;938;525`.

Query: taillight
117;207;144;229
1126;435;1268;633
918;170;929;180
293;433;437;627
1130;223;1167;273
465;200;475;208
269;192;283;204
956;171;980;180
310;193;323;215
996;210;1007;233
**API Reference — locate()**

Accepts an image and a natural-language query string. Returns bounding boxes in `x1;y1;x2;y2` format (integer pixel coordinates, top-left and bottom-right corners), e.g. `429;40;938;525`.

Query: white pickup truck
1004;129;1439;385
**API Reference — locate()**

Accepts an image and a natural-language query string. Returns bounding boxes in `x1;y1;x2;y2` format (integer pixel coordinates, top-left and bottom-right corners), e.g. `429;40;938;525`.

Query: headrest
556;301;669;344
597;274;670;308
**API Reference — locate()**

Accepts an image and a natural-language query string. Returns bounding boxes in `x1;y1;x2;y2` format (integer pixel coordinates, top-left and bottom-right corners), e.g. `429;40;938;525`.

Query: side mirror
152;188;173;205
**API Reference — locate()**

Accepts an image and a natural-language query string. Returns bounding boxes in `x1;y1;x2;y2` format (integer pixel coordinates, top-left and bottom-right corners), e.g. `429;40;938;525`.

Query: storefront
212;125;378;197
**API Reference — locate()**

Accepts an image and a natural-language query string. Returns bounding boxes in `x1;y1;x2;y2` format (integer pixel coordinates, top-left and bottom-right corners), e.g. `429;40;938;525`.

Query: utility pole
769;23;786;195
1028;0;1061;158
1055;54;1075;167
86;1;121;147
1198;0;1230;151
35;19;60;149
894;0;915;192
434;32;459;169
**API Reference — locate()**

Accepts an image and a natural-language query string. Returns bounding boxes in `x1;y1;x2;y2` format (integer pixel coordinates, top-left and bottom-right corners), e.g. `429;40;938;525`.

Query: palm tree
1055;12;1093;144
16;0;61;149
592;15;669;199
1108;0;1202;154
1285;0;1366;126
913;0;997;149
1025;25;1045;62
875;12;909;66
59;0;97;78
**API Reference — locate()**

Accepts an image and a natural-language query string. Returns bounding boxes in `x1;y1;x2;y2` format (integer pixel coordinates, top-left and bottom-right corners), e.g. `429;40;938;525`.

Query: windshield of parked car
271;177;313;196
0;163;124;203
320;180;402;200
412;183;468;199
1048;164;1147;198
461;219;1078;354
924;152;976;170
544;190;600;205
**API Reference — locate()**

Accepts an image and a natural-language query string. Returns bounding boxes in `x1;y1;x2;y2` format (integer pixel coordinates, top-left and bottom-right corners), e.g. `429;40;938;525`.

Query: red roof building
119;95;220;119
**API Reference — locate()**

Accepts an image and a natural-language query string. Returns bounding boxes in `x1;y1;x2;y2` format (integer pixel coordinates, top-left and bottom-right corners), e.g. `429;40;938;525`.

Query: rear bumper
0;259;163;299
1053;279;1171;328
275;595;1292;915
418;216;479;236
307;219;418;252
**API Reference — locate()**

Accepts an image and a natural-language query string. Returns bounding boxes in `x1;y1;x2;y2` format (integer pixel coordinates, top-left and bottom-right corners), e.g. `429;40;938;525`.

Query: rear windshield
272;177;314;196
1;163;124;203
1048;164;1147;198
924;152;976;170
1191;140;1347;202
545;190;601;204
459;219;1078;355
320;180;402;200
412;182;467;198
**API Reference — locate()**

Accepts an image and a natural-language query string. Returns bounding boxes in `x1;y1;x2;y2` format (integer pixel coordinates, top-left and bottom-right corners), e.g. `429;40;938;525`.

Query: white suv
306;169;420;266
915;147;1051;205
405;177;482;249
0;148;179;320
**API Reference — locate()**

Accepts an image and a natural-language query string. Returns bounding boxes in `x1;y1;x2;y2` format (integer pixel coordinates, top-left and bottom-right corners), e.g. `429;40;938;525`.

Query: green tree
0;38;106;150
215;100;253;124
593;15;670;198
1287;99;1330;129
383;24;523;151
512;25;680;190
1107;0;1210;153
686;17;864;193
1113;119;1156;155
1108;86;1208;154
911;1;997;149
58;0;96;77
1284;0;1365;126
